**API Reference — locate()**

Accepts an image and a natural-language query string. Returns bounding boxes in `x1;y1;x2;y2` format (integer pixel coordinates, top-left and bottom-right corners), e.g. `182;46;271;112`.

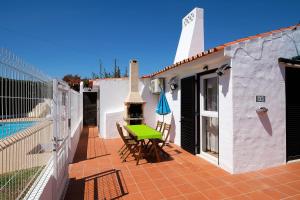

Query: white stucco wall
225;27;300;173
154;51;234;172
218;68;234;173
96;78;157;138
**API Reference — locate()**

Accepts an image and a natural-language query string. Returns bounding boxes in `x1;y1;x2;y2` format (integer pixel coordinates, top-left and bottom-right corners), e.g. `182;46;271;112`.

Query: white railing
0;48;53;200
0;48;83;200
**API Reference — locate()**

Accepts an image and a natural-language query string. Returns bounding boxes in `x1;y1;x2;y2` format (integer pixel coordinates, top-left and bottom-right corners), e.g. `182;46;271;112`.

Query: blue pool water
0;121;36;139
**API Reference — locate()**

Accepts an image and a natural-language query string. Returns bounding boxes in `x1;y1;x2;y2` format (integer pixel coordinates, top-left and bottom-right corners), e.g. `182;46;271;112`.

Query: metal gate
52;80;71;199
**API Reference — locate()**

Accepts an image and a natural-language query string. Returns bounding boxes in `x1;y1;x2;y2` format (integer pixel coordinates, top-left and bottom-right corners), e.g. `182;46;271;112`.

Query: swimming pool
0;121;37;139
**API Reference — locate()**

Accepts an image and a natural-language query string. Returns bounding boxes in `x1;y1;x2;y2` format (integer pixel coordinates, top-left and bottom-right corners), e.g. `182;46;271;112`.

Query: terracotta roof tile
142;24;299;78
247;35;259;40
235;38;249;43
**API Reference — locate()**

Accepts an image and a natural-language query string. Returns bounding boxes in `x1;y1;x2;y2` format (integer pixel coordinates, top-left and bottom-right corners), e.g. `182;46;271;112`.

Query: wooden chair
155;121;164;132
145;121;163;148
117;125;133;154
116;122;139;162
159;123;171;148
149;123;171;158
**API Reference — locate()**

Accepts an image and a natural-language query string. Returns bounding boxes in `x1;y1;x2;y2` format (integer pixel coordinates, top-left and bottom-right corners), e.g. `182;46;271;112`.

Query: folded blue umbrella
156;90;171;115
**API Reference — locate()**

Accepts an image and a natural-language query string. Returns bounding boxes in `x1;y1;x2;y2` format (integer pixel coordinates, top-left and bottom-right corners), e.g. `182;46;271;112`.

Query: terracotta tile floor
64;126;300;200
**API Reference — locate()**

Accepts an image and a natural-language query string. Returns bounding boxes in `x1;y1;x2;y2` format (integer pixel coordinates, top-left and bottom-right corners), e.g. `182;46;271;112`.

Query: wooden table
124;124;162;165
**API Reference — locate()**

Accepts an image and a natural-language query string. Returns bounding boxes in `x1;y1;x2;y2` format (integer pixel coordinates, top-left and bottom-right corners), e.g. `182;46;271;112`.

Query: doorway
286;67;300;161
199;73;219;162
83;92;98;126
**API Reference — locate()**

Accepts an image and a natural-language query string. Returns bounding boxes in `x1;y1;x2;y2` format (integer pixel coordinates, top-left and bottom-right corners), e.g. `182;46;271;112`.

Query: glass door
200;73;219;162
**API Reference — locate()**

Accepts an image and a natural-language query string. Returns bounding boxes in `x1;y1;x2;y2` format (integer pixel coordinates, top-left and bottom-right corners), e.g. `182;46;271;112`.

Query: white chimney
124;59;144;104
174;7;204;63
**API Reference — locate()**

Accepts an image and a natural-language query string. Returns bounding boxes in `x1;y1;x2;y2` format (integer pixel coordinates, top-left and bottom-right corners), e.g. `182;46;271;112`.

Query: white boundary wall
69;90;83;161
95;78;157;138
225;27;300;173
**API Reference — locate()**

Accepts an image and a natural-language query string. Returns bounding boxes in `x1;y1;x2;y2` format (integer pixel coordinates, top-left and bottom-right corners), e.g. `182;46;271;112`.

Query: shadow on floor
65;169;128;200
72;127;89;163
72;126;110;163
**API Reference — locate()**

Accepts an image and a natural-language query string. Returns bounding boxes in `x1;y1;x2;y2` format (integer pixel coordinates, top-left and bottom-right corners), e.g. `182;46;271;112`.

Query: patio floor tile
226;195;251;200
175;183;198;194
141;188;164;200
190;180;213;191
152;178;173;189
201;188;226;200
64;126;300;200
158;186;181;198
137;181;156;192
261;187;289;199
217;185;241;198
206;177;228;188
126;183;140;194
168;176;188;186
245;190;273;200
122;192;144;200
287;180;300;191
184;191;208;200
231;182;256;193
274;184;300;196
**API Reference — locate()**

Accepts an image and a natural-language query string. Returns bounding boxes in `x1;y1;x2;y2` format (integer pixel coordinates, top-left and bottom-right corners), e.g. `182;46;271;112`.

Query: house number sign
256;95;266;102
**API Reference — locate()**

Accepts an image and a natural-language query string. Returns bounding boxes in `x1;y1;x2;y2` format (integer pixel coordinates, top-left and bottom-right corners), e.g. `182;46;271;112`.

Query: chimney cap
131;59;138;63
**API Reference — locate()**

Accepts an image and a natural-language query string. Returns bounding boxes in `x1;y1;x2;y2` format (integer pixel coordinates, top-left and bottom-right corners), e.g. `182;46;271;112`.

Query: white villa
88;8;300;174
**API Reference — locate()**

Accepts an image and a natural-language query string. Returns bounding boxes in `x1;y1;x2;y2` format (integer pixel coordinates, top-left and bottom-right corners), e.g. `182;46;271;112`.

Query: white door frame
199;73;219;164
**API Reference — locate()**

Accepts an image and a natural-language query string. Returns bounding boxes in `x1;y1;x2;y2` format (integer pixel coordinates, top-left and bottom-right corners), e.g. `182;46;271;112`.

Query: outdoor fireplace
128;104;143;118
124;60;145;125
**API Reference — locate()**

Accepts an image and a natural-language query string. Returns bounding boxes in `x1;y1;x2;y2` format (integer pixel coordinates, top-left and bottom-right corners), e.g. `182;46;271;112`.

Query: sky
0;0;300;79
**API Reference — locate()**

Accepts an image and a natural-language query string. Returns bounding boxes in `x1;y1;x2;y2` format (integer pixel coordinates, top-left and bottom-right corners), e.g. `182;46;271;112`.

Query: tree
91;72;99;79
63;74;81;91
99;59;104;78
113;59;121;78
90;58;128;79
81;78;90;88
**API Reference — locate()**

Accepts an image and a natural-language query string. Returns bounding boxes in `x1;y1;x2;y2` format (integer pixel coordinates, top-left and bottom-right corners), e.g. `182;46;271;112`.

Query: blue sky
0;0;299;79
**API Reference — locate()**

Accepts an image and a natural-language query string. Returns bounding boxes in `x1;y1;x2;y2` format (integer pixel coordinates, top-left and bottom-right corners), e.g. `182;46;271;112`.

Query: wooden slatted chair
116;122;139;162
149;123;171;158
155;121;164;132
145;120;164;148
159;123;171;148
117;124;133;154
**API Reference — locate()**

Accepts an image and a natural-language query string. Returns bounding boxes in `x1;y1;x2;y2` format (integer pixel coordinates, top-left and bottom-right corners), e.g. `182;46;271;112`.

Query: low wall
0;120;53;173
105;110;124;138
69;120;83;162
